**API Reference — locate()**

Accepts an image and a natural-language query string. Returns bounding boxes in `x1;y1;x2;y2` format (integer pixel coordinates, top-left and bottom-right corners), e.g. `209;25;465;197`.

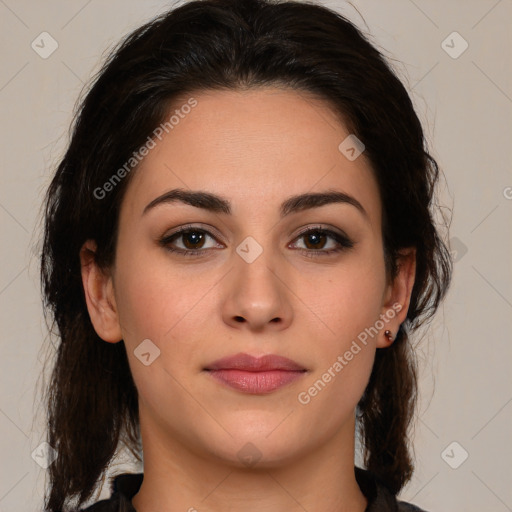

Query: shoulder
79;499;118;511
76;473;143;512
355;466;430;512
397;501;430;512
77;495;123;512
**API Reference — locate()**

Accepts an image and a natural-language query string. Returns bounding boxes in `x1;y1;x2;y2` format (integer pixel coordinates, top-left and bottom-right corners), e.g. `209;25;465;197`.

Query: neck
131;407;367;512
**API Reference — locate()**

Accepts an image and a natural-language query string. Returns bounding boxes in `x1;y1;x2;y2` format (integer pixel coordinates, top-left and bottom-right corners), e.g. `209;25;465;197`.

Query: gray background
0;0;511;511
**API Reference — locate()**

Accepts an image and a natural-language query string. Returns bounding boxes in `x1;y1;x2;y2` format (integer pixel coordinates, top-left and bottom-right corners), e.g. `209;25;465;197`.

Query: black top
79;467;428;512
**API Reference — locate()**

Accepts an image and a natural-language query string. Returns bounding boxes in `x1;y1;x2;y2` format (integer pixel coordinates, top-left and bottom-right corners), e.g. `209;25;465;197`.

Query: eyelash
159;225;354;258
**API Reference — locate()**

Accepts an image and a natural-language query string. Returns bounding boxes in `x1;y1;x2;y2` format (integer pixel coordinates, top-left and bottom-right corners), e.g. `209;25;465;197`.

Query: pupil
306;232;325;249
184;231;204;249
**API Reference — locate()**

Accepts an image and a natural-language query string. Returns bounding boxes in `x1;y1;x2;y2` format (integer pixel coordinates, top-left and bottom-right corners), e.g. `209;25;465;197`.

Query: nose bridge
234;232;283;303
221;231;294;330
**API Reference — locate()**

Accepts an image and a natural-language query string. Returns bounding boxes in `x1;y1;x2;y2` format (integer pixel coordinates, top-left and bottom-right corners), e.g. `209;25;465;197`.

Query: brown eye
181;231;206;249
290;227;354;257
160;227;223;256
303;231;328;250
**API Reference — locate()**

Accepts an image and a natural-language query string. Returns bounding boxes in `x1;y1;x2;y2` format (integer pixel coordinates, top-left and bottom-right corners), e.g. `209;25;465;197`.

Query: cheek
113;245;206;336
112;252;213;403
112;247;226;385
292;248;387;397
295;252;387;343
293;267;383;427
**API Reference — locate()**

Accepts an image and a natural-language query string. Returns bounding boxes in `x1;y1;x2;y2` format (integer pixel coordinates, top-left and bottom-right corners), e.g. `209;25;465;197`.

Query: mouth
203;353;308;394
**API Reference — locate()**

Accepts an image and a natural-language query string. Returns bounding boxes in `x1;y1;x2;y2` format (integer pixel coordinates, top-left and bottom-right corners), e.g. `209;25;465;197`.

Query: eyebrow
142;188;368;220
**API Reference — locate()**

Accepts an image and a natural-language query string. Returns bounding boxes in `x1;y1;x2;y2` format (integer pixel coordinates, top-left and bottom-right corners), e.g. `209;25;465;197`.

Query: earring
384;330;394;342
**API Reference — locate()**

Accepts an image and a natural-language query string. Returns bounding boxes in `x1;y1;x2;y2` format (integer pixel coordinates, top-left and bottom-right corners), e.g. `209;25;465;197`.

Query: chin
201;425;308;468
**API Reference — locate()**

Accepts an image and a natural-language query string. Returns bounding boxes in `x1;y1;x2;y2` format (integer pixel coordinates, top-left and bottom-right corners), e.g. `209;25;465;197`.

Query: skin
80;87;416;512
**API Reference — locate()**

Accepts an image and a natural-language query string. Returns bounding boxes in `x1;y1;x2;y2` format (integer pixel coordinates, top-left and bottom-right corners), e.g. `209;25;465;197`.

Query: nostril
234;316;245;323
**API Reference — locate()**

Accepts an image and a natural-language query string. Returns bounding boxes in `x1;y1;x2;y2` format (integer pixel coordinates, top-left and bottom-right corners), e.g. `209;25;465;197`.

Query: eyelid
292;224;349;240
163;223;226;244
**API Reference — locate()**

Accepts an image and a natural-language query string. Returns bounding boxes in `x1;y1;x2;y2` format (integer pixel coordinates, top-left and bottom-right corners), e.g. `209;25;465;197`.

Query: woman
39;0;452;510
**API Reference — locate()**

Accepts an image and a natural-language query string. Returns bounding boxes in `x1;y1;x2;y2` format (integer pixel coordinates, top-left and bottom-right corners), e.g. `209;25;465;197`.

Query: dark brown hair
39;0;452;509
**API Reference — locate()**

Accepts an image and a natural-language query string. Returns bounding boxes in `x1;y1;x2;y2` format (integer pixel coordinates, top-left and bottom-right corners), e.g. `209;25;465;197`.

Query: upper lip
204;353;306;372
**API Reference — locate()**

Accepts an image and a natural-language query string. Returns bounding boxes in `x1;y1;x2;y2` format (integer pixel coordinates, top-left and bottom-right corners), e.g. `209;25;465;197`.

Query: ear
376;247;416;348
80;240;123;343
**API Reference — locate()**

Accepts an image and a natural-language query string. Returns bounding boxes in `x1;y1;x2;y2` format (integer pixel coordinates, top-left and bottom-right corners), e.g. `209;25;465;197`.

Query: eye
159;226;223;256
159;225;354;258
289;226;354;257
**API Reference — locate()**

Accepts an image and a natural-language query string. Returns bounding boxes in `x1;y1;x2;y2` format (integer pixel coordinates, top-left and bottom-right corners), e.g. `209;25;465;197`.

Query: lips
204;353;307;394
204;353;306;372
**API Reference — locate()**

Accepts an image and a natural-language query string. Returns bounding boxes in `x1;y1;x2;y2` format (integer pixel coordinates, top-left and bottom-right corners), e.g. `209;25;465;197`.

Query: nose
221;245;294;333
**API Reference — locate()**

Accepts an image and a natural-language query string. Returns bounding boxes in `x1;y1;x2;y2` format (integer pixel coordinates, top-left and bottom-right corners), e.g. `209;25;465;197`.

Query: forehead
120;87;381;226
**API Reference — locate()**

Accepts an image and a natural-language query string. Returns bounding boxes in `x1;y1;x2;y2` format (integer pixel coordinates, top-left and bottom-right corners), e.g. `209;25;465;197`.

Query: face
82;87;414;468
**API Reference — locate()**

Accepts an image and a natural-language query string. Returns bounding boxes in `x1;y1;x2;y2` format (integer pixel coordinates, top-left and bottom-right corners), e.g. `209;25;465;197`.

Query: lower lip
205;369;306;394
